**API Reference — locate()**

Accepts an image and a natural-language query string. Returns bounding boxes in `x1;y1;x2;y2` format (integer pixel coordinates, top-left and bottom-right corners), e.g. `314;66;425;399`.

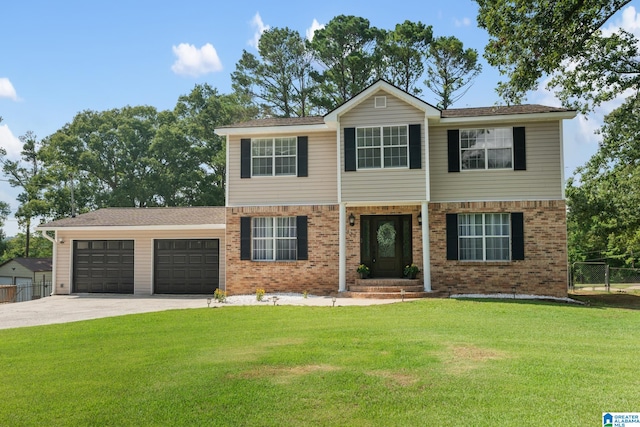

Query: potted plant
357;264;370;279
404;264;420;279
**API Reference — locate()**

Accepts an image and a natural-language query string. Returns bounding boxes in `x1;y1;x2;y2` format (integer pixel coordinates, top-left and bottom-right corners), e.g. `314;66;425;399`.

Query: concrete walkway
0;294;403;330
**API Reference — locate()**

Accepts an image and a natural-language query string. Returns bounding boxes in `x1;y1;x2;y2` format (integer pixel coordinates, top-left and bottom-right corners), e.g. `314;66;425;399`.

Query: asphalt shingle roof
40;207;226;228
219;105;573;129
1;258;53;272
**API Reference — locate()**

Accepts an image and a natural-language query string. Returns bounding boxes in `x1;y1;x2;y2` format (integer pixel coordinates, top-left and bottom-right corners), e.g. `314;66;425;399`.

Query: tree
0;132;51;257
232;27;316;117
424;36;482;109
566;96;640;265
1;233;52;263
475;0;638;111
380;20;433;95
0;200;10;255
309;15;384;110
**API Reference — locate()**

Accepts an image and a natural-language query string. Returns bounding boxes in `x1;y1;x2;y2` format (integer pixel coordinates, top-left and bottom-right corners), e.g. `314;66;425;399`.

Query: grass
1;298;638;426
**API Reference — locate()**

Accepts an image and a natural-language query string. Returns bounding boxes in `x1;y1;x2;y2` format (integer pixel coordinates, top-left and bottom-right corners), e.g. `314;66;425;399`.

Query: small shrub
303;290;308;299
213;288;227;303
256;288;266;301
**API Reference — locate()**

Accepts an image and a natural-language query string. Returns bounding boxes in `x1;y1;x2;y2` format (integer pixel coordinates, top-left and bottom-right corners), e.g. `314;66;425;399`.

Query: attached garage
38;207;226;296
154;239;219;294
73;240;134;293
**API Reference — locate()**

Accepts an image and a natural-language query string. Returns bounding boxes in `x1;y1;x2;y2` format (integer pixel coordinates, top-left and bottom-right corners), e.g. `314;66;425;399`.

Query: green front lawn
1;299;637;426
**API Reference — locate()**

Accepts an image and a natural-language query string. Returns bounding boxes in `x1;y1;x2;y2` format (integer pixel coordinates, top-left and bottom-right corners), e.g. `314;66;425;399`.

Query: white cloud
171;43;223;77
602;5;640;37
0;78;18;101
453;17;471;27
248;12;270;48
0;124;23;159
306;19;324;41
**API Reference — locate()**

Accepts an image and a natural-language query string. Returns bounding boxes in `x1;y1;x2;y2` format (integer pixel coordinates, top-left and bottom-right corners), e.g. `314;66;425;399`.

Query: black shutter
297;136;308;177
513;127;526;170
240;217;252;260
296;216;308;260
511;212;524;260
409;124;422;169
241;139;251;178
345;127;356;172
447;130;460;172
446;213;459;260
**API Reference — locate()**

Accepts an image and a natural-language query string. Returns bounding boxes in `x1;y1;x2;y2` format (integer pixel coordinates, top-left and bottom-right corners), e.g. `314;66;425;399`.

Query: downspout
39;229;57;296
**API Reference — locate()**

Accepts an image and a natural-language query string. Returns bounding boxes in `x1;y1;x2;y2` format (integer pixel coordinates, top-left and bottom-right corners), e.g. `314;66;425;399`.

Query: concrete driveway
0;294;402;330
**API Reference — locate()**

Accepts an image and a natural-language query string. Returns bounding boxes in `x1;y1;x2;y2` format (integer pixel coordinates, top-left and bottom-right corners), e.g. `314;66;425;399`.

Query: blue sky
1;0;639;236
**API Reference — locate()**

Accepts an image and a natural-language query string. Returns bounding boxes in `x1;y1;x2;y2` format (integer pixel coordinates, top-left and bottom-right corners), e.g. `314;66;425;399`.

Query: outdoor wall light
348;213;355;227
58;238;65;244
417;212;422;225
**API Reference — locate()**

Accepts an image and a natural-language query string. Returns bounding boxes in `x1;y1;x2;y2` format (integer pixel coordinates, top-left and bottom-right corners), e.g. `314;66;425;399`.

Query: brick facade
429;200;568;298
225;205;339;295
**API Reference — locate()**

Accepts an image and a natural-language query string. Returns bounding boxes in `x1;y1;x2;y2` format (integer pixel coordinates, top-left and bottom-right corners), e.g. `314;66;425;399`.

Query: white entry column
421;201;431;292
339;203;347;292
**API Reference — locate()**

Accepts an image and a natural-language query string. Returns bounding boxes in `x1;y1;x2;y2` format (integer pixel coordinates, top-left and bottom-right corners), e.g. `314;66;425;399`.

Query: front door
361;215;412;278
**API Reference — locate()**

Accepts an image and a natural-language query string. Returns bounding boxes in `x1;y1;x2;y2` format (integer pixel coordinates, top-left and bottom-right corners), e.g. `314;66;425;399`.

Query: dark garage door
74;240;134;293
154;239;219;294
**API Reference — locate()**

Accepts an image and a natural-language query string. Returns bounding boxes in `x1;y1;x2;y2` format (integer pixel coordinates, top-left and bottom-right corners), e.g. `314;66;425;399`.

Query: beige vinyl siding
228;131;337;206
340;90;427;202
53;229;225;295
429;121;564;201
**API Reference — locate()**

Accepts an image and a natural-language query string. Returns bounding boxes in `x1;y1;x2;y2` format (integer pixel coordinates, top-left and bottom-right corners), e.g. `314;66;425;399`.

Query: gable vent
374;96;387;108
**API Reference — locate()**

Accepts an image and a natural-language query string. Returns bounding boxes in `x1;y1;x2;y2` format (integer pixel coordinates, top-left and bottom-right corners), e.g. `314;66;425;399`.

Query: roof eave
215;123;333;136
436;110;577;125
37;224;226;232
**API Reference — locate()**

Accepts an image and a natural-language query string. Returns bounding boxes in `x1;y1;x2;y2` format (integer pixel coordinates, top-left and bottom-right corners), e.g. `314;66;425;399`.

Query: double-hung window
356;125;408;169
458;213;510;261
252;137;297;176
460;128;512;170
252;217;297;261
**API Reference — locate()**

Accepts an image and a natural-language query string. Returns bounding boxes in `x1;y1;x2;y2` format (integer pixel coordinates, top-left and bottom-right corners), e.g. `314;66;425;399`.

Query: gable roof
215;80;575;134
324;79;441;122
0;258;52;272
38;207;226;230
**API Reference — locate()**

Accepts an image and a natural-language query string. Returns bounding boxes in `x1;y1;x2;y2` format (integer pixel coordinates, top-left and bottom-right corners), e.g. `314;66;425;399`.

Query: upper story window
252;137;297;176
356;125;408;169
460;128;513;170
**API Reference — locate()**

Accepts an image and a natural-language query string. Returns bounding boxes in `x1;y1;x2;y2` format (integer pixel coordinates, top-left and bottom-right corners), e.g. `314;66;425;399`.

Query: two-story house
39;80;575;298
217;80;575;298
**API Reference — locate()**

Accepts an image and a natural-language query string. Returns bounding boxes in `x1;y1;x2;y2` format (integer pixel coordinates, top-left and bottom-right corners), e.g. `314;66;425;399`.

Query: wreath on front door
377;223;396;248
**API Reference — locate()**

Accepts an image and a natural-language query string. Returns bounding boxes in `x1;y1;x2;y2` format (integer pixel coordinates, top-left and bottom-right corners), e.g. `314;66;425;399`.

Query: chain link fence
571;262;640;291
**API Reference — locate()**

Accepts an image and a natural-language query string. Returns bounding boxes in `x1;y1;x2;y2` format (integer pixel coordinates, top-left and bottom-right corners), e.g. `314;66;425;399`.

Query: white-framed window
251;137;297;176
252;217;297;261
460;128;513;170
458;213;510;261
356;125;408;169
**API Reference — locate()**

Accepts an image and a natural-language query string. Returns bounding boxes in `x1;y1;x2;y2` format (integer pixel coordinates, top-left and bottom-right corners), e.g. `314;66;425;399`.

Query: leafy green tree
424;36;482;109
475;0;638;111
566;96;640;265
232;27;317;117
0;132;51;257
1;233;52;262
0;200;10;255
380;20;433;95
309;15;384;110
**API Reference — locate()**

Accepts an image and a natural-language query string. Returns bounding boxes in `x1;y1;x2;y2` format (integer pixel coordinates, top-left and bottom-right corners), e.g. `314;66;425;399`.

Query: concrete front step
349;285;425;293
355;278;421;287
342;291;441;299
